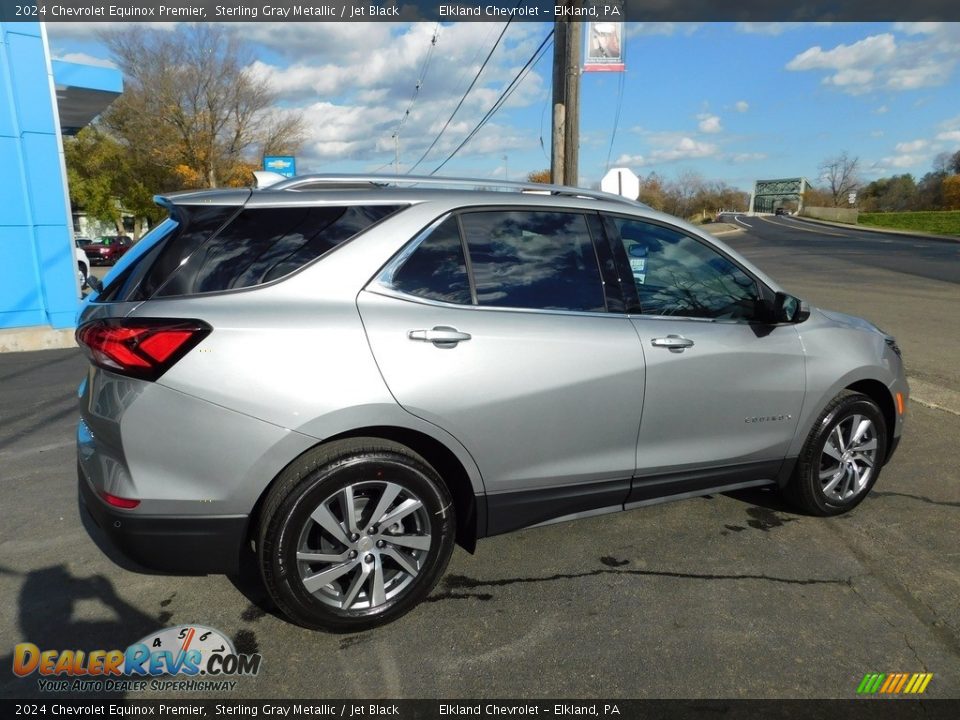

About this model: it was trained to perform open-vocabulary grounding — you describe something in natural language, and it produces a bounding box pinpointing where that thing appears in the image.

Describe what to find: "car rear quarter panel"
[79,368,318,515]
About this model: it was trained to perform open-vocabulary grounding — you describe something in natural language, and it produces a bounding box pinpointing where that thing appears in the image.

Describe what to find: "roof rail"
[255,173,646,208]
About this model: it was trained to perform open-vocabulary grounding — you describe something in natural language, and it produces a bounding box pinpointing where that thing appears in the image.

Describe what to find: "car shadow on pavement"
[227,547,284,624]
[0,564,162,700]
[723,484,796,513]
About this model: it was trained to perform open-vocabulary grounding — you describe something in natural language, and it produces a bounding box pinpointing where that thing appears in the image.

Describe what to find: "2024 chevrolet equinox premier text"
[76,174,907,631]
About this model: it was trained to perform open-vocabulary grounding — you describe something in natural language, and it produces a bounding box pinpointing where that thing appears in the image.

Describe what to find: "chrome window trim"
[363,285,623,321]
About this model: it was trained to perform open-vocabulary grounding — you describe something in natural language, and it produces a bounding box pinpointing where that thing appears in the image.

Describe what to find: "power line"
[406,16,517,174]
[392,23,440,143]
[430,30,554,177]
[604,68,626,172]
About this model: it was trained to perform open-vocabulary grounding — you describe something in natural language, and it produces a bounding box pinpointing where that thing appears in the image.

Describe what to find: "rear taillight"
[99,490,140,510]
[76,319,211,381]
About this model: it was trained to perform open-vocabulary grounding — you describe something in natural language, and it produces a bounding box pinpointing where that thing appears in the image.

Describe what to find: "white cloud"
[735,23,819,36]
[887,62,946,90]
[735,100,749,113]
[615,135,719,167]
[937,130,960,143]
[786,26,960,95]
[46,22,177,42]
[625,23,701,38]
[787,34,897,72]
[697,113,722,133]
[874,105,889,114]
[892,22,943,36]
[825,68,875,89]
[895,139,928,153]
[730,152,767,163]
[879,153,927,169]
[51,52,117,69]
[235,23,550,170]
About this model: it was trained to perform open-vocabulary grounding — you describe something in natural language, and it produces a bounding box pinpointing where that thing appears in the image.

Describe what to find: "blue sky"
[46,21,960,192]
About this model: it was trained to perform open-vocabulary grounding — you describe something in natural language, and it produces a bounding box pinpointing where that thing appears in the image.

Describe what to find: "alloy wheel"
[818,414,878,503]
[295,480,432,612]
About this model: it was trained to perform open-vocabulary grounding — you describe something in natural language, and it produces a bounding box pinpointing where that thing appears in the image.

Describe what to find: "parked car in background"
[74,240,89,288]
[775,207,788,216]
[76,174,908,632]
[83,235,132,265]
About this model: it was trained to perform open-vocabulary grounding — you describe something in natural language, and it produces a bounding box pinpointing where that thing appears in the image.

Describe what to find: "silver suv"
[76,174,908,631]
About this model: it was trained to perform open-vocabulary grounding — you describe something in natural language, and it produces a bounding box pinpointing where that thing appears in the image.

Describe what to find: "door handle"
[408,326,472,346]
[651,335,694,352]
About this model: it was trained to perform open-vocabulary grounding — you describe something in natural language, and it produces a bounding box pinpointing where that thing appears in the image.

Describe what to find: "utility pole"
[551,6,581,186]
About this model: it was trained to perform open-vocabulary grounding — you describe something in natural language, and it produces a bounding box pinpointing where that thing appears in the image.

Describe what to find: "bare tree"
[102,25,304,189]
[819,152,861,207]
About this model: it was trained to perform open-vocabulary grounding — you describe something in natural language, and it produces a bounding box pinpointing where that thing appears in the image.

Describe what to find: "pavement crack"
[870,491,960,509]
[442,566,850,594]
[850,581,927,670]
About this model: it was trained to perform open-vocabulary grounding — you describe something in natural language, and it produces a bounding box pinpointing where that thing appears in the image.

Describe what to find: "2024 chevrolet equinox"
[76,174,907,631]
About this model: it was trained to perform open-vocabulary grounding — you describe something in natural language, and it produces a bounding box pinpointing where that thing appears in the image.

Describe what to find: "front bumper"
[78,462,248,575]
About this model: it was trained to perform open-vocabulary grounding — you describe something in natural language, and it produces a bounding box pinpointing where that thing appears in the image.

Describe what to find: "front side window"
[459,210,605,312]
[610,217,760,320]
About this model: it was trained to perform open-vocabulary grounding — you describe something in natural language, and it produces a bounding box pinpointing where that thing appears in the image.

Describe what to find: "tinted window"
[460,211,605,312]
[611,218,760,320]
[389,218,471,304]
[157,205,402,297]
[135,205,238,300]
[95,219,182,303]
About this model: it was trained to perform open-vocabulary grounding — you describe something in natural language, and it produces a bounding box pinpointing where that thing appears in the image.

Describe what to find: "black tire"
[78,262,88,289]
[257,438,455,632]
[784,391,887,516]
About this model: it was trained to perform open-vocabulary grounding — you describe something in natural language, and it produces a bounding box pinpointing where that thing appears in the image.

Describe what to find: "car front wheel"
[785,391,887,516]
[257,438,456,632]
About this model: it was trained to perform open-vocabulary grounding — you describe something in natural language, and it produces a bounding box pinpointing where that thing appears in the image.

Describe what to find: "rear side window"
[96,207,239,303]
[135,206,238,300]
[387,218,471,305]
[157,205,402,297]
[459,211,605,312]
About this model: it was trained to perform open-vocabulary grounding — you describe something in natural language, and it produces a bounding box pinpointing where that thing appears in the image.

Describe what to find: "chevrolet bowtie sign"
[264,156,296,178]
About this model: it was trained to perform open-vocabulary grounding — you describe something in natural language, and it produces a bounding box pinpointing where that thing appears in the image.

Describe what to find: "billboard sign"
[584,22,625,72]
[263,156,296,178]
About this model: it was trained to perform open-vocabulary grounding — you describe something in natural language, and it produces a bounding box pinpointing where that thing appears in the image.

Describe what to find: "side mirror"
[773,292,809,324]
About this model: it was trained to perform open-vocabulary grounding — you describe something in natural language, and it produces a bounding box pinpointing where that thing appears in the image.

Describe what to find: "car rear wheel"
[785,391,887,516]
[257,438,455,632]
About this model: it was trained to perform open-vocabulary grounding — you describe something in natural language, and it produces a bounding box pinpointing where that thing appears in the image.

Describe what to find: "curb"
[792,215,960,244]
[0,327,77,353]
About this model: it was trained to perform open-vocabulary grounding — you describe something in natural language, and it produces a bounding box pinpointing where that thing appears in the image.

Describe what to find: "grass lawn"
[858,211,960,236]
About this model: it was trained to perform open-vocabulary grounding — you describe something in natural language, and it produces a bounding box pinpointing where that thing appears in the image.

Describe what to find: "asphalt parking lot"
[2,232,959,700]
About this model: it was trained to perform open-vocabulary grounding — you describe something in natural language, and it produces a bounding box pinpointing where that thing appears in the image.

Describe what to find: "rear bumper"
[78,462,248,575]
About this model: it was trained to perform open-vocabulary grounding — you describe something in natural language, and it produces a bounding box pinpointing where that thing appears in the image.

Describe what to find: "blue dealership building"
[0,21,121,350]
